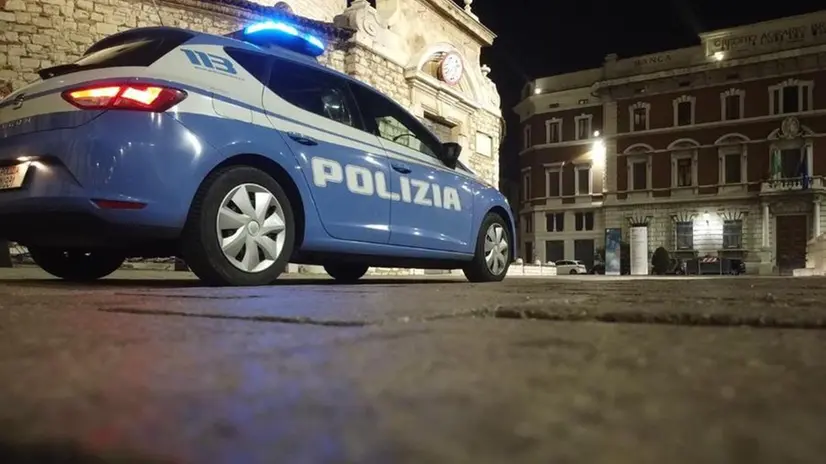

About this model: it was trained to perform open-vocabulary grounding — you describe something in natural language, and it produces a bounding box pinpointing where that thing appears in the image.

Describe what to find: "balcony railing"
[760,176,824,194]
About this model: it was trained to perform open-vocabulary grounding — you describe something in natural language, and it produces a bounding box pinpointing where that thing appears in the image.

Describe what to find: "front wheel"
[324,263,369,283]
[569,269,578,275]
[181,166,295,286]
[28,248,125,282]
[463,213,511,283]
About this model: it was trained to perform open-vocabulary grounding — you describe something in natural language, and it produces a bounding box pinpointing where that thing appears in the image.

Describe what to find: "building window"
[769,79,813,115]
[546,212,565,232]
[631,160,648,190]
[675,157,693,187]
[721,88,745,120]
[523,214,533,233]
[575,165,591,195]
[546,119,562,143]
[523,125,532,149]
[780,148,804,178]
[545,240,564,262]
[723,219,743,249]
[575,212,595,231]
[475,132,493,157]
[675,221,694,250]
[522,170,531,201]
[629,102,650,132]
[724,153,742,184]
[545,166,561,197]
[673,95,696,126]
[575,114,592,140]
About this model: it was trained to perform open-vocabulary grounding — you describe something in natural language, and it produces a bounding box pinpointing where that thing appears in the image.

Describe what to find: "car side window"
[267,57,360,129]
[349,83,441,159]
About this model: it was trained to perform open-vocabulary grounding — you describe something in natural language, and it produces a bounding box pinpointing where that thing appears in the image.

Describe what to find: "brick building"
[514,10,826,274]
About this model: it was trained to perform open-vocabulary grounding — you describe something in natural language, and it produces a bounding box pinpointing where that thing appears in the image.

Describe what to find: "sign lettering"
[181,49,238,75]
[709,19,826,55]
[310,156,462,212]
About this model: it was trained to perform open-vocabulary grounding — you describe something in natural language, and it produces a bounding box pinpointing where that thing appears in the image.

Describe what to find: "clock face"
[439,53,463,86]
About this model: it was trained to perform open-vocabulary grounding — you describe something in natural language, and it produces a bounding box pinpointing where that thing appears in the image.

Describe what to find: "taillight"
[61,83,187,112]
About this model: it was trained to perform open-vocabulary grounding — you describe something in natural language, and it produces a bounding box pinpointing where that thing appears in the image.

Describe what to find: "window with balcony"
[576,165,592,195]
[631,160,648,190]
[770,79,813,115]
[575,114,592,140]
[546,212,565,232]
[523,214,533,233]
[675,157,693,187]
[522,170,531,201]
[673,95,695,126]
[780,148,804,178]
[629,102,650,132]
[724,153,742,184]
[543,119,562,144]
[545,167,561,197]
[723,220,743,249]
[523,124,532,149]
[721,88,745,121]
[675,221,694,250]
[575,212,595,231]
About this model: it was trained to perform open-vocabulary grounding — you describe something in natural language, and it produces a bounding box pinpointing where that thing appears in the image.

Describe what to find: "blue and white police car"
[0,20,515,286]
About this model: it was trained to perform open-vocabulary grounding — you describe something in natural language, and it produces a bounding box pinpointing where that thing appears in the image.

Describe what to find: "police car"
[0,20,515,286]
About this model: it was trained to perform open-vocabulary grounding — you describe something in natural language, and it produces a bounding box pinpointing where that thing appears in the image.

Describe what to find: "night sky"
[461,0,823,180]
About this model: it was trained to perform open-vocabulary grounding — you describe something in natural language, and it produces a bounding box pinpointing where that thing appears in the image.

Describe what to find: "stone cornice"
[419,0,496,46]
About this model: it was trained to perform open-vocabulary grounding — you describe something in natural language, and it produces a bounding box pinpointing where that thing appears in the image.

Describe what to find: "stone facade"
[513,10,826,274]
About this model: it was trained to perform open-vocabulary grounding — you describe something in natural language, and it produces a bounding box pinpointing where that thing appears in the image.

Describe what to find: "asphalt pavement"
[1,267,825,464]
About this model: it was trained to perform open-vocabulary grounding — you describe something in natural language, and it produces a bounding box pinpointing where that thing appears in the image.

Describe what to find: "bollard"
[0,240,11,268]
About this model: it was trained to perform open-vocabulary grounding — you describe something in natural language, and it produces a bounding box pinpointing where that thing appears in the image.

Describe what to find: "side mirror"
[440,142,462,169]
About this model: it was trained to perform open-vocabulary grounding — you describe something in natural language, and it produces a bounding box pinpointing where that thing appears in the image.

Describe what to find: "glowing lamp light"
[592,139,606,168]
[242,20,326,56]
[593,130,600,137]
[713,51,725,61]
[534,88,542,95]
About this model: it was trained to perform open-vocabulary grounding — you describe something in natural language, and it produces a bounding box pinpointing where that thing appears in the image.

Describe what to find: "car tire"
[463,213,511,283]
[181,166,295,286]
[28,247,125,282]
[569,269,578,275]
[324,263,369,283]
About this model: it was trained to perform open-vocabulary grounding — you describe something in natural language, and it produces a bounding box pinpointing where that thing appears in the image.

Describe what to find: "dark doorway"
[545,240,564,263]
[574,239,595,269]
[776,215,807,275]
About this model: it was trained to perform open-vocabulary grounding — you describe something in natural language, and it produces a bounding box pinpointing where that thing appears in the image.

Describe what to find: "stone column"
[814,196,822,238]
[630,226,649,275]
[761,203,770,248]
[758,202,773,275]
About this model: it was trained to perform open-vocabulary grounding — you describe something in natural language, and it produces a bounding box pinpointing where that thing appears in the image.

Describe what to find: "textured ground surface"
[1,268,825,464]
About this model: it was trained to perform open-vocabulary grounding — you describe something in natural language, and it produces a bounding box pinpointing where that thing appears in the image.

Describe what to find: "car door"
[348,83,474,253]
[262,56,392,244]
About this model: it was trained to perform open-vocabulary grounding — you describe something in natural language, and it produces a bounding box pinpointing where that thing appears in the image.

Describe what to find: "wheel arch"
[201,153,307,250]
[486,205,516,261]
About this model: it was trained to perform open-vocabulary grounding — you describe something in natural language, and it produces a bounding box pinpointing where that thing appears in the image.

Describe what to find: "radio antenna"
[151,0,165,26]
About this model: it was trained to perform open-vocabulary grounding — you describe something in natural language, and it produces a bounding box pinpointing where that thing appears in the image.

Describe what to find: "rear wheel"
[181,166,295,286]
[569,269,578,275]
[28,248,125,282]
[324,263,369,283]
[463,213,511,283]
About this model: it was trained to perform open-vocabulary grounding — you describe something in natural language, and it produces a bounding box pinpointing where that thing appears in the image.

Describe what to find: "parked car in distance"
[556,260,588,274]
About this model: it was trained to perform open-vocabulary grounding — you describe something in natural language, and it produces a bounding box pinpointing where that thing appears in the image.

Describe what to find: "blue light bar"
[241,20,326,57]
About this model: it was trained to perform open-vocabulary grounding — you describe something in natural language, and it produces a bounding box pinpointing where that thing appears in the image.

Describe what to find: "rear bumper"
[0,111,218,248]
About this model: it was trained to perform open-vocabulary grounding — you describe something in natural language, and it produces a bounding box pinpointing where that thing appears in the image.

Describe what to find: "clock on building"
[438,52,464,86]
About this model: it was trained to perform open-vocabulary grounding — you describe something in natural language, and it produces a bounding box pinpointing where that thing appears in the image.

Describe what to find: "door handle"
[287,132,318,146]
[391,162,411,174]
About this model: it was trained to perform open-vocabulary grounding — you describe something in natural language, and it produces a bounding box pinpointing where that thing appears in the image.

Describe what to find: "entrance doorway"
[574,239,595,269]
[776,215,807,274]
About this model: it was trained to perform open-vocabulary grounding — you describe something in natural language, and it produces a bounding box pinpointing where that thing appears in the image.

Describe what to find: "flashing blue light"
[245,21,299,36]
[242,20,326,56]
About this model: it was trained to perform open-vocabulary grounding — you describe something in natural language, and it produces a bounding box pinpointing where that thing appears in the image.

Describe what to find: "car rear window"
[40,29,194,79]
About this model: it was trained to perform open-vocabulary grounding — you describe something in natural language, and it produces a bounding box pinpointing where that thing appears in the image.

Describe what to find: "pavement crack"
[98,308,370,327]
[480,306,826,330]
